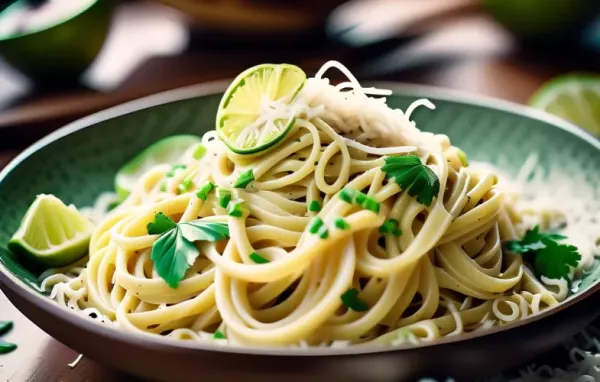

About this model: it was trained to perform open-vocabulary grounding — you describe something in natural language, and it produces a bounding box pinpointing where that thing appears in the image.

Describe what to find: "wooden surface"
[0,2,598,381]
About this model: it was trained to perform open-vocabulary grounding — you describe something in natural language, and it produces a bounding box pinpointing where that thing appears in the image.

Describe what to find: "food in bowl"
[6,62,599,348]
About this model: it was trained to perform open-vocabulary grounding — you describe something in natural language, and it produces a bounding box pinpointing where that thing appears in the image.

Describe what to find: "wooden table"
[0,4,597,381]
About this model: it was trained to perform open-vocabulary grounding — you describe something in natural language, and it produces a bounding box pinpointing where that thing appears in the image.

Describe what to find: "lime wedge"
[8,194,95,269]
[216,63,306,155]
[115,135,203,200]
[529,74,600,136]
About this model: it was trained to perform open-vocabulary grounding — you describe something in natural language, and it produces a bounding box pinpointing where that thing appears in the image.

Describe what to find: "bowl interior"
[1,84,600,316]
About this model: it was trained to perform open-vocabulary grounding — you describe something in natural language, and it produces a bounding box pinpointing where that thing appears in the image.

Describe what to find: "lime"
[115,135,203,201]
[8,194,95,269]
[529,75,600,136]
[216,63,306,155]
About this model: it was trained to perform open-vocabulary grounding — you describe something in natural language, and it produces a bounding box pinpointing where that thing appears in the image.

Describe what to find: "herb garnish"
[233,169,255,189]
[334,217,350,230]
[250,252,270,264]
[506,225,580,280]
[214,330,226,340]
[340,288,369,312]
[217,188,232,208]
[227,200,249,218]
[338,187,380,213]
[167,164,187,178]
[308,200,321,212]
[308,217,329,239]
[148,213,229,288]
[196,182,215,201]
[381,155,440,207]
[379,219,402,236]
[0,321,16,354]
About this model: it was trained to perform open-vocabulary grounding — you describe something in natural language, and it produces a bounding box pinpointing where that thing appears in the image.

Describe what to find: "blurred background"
[0,0,599,161]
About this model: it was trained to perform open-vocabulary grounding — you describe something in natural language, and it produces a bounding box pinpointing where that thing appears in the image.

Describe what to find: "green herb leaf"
[0,321,13,336]
[217,188,232,208]
[196,182,216,201]
[152,220,229,288]
[167,164,187,178]
[534,238,581,280]
[233,169,255,189]
[227,200,249,218]
[340,288,369,312]
[507,225,579,280]
[193,144,207,160]
[338,187,380,213]
[160,183,168,192]
[334,217,350,230]
[381,155,440,207]
[379,219,402,236]
[506,226,566,254]
[147,212,177,235]
[179,221,229,243]
[308,200,321,212]
[250,252,270,264]
[214,330,226,339]
[178,174,195,194]
[0,340,17,354]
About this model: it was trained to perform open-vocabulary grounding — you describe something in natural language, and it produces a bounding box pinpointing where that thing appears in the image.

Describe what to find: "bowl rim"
[0,0,102,42]
[1,80,600,357]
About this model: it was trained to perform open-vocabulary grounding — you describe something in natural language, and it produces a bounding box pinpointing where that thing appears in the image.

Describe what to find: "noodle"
[38,61,594,348]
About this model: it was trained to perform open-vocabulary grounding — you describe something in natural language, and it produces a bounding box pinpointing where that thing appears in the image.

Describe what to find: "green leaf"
[249,252,270,264]
[179,221,229,243]
[151,228,199,289]
[381,155,440,207]
[0,321,13,336]
[534,238,581,280]
[0,340,17,354]
[340,288,369,312]
[506,225,566,254]
[214,330,226,339]
[147,212,177,235]
[233,169,255,189]
[196,182,215,201]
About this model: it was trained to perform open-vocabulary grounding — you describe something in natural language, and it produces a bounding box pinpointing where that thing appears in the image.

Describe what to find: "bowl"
[1,82,600,382]
[0,0,114,85]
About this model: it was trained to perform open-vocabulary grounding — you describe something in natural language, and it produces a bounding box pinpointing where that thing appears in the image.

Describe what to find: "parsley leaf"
[534,239,581,280]
[149,213,229,288]
[214,330,226,339]
[506,225,579,280]
[0,321,16,354]
[147,212,177,235]
[381,155,440,207]
[340,288,369,312]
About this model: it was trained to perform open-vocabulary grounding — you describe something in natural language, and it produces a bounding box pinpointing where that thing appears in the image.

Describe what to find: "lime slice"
[115,135,203,200]
[216,63,306,155]
[8,194,95,269]
[529,75,600,136]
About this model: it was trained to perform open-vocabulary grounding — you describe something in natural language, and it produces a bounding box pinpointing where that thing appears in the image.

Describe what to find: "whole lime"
[0,0,114,85]
[483,0,600,42]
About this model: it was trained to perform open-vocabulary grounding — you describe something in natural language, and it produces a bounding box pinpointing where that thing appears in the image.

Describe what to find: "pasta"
[38,61,594,348]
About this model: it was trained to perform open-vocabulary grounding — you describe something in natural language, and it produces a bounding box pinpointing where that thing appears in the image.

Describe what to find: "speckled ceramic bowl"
[1,82,600,382]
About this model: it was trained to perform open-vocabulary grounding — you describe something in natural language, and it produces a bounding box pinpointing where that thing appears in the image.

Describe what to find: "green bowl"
[0,0,114,84]
[0,82,600,381]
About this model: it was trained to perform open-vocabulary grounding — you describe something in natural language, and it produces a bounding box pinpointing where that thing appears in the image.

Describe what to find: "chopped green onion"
[249,252,270,264]
[334,217,350,230]
[214,330,226,339]
[217,188,231,208]
[167,164,187,178]
[193,144,206,160]
[196,182,215,201]
[341,288,369,312]
[227,200,248,218]
[339,188,353,203]
[318,226,329,239]
[457,148,468,167]
[233,169,255,189]
[159,183,167,192]
[338,187,380,213]
[178,174,195,194]
[308,200,321,212]
[308,217,324,234]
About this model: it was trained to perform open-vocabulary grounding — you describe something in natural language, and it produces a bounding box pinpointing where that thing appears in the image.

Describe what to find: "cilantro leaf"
[506,226,565,254]
[381,155,440,207]
[506,225,580,280]
[147,212,177,235]
[150,218,229,289]
[534,238,581,280]
[340,288,369,312]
